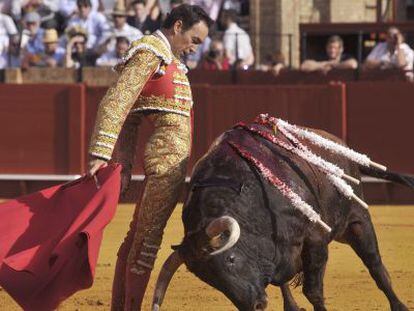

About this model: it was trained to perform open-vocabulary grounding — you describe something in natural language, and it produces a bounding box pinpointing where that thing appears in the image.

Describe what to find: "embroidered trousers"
[111,111,191,311]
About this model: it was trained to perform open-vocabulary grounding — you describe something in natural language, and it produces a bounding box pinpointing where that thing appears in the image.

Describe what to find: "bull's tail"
[360,166,414,189]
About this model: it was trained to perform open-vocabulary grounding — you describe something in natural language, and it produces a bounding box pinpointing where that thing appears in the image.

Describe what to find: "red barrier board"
[0,84,85,174]
[346,82,414,174]
[85,84,345,175]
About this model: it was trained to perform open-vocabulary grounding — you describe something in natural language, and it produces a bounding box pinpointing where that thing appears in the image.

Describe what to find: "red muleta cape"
[0,164,121,310]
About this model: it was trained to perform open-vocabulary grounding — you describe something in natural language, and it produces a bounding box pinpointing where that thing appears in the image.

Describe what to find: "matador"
[87,5,212,310]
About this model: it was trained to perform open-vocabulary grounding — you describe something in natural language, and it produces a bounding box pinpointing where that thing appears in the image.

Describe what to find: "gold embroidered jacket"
[89,34,193,160]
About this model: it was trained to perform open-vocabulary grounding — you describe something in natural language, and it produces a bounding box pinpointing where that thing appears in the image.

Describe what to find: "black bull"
[151,123,412,311]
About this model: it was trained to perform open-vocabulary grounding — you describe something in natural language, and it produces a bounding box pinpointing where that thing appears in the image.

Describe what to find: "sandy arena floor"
[1,204,413,311]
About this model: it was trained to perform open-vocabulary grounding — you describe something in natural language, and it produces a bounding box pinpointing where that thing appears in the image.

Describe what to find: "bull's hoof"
[391,302,409,311]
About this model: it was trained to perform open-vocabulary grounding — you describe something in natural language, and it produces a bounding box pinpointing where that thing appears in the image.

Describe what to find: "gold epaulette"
[114,35,173,72]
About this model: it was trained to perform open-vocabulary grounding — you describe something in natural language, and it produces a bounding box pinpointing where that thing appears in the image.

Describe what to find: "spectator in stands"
[259,51,286,76]
[301,35,357,73]
[222,0,241,13]
[67,0,110,50]
[21,12,45,55]
[23,28,65,67]
[149,2,163,25]
[109,1,142,44]
[0,13,18,68]
[43,0,60,12]
[0,34,22,68]
[64,25,97,67]
[127,0,161,35]
[22,0,58,29]
[0,35,9,69]
[199,38,230,70]
[96,35,129,67]
[59,0,100,19]
[1,0,26,21]
[156,0,171,16]
[221,9,254,68]
[0,12,18,38]
[8,35,22,67]
[364,26,414,76]
[189,0,223,21]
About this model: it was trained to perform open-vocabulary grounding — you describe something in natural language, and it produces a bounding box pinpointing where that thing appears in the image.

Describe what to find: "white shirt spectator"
[0,13,18,38]
[0,35,20,68]
[223,0,241,13]
[0,0,57,20]
[96,49,120,67]
[367,42,414,71]
[158,0,171,15]
[189,0,223,20]
[44,0,60,12]
[223,22,253,65]
[0,35,9,69]
[111,23,142,44]
[59,0,99,17]
[0,0,24,20]
[68,11,110,49]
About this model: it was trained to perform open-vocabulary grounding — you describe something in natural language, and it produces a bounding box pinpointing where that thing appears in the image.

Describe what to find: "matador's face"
[171,20,209,57]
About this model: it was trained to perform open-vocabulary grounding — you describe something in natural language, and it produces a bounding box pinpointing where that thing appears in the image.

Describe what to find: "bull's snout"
[253,296,268,310]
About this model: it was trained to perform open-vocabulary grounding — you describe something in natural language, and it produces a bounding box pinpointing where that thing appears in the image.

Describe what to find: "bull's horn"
[152,250,183,311]
[206,216,241,256]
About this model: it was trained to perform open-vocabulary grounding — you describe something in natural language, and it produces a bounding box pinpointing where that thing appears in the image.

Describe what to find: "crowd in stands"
[0,0,254,70]
[0,0,413,79]
[301,27,414,80]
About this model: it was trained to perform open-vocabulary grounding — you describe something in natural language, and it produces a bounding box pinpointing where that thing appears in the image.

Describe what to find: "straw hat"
[112,0,128,16]
[65,25,88,40]
[43,29,59,44]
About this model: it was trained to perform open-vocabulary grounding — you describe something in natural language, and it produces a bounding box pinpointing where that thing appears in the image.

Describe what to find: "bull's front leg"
[280,283,305,311]
[301,241,328,311]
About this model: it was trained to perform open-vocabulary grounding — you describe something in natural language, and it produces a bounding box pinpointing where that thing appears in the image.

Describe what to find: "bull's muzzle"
[253,296,268,310]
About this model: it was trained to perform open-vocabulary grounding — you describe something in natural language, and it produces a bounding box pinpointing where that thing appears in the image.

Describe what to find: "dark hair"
[77,0,92,7]
[163,4,213,31]
[116,36,130,45]
[221,9,238,23]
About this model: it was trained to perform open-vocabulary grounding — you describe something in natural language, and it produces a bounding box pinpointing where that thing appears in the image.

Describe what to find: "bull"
[151,120,411,311]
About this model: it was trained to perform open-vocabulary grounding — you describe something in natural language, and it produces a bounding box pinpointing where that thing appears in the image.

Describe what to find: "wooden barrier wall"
[1,82,414,203]
[84,84,345,174]
[0,84,85,174]
[2,82,413,174]
[346,82,414,174]
[2,67,407,86]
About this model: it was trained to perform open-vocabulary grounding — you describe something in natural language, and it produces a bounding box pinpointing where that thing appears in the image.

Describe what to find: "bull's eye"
[226,254,236,266]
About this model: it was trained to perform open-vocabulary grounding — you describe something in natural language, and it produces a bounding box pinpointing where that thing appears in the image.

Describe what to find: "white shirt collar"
[154,29,172,52]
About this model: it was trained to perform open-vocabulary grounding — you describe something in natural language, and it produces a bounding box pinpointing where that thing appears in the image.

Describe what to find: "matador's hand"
[87,157,108,177]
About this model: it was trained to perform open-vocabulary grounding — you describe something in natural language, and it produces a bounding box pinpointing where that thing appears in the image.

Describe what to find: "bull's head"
[151,131,289,310]
[152,177,275,311]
